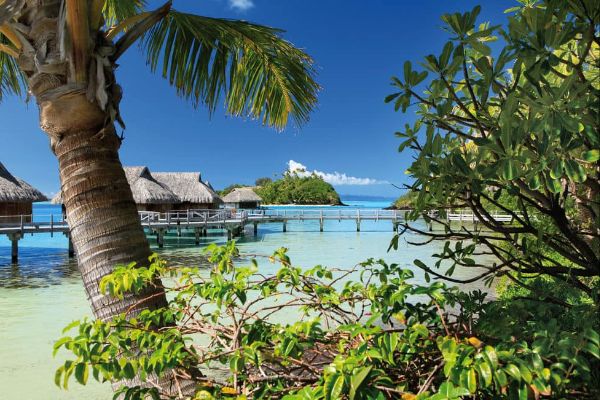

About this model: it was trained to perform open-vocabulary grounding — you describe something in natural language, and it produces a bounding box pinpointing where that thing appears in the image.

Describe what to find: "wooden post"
[283,221,287,232]
[156,229,165,248]
[177,222,181,237]
[195,228,200,245]
[227,229,232,241]
[50,214,54,237]
[356,210,361,232]
[320,211,324,232]
[9,233,20,264]
[253,222,258,235]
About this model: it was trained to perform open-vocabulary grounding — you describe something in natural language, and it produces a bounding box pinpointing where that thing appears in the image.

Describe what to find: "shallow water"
[0,202,494,399]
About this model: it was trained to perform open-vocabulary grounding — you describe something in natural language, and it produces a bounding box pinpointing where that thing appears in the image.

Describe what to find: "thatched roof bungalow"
[0,162,47,222]
[223,187,262,209]
[153,172,223,210]
[124,167,180,212]
[52,166,180,212]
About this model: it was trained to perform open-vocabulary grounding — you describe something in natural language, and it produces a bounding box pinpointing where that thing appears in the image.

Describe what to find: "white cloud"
[287,160,388,186]
[229,0,254,11]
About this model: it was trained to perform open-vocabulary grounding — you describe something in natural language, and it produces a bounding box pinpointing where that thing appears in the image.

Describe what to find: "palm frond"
[142,10,319,129]
[0,32,25,101]
[102,0,147,28]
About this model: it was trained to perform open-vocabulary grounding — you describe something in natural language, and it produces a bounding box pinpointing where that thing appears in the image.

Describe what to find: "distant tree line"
[219,174,342,205]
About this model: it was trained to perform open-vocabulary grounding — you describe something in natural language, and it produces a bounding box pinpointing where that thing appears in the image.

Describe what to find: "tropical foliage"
[391,191,418,210]
[385,0,599,295]
[55,245,599,399]
[255,173,342,205]
[0,0,319,129]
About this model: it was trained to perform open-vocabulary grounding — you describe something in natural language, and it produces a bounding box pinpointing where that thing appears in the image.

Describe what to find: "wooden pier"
[1,208,517,263]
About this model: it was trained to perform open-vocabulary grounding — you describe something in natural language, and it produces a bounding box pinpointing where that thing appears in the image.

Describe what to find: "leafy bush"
[54,245,599,399]
[385,0,599,294]
[255,173,342,205]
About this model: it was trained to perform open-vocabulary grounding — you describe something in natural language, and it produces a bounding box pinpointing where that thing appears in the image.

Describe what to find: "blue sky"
[0,0,508,198]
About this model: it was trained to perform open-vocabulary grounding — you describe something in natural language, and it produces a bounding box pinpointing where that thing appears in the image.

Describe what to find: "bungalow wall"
[136,204,176,213]
[226,201,261,209]
[0,202,33,224]
[172,202,219,211]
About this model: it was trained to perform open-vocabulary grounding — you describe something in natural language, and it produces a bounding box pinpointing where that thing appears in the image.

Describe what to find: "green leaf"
[504,364,521,381]
[581,149,599,162]
[502,160,518,180]
[53,337,72,357]
[74,363,88,385]
[142,11,319,129]
[349,366,372,400]
[564,159,586,183]
[466,368,477,393]
[325,373,344,400]
[484,346,500,364]
[477,361,492,387]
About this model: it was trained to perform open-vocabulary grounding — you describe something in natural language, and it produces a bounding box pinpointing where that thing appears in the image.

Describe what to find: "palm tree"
[1,0,318,395]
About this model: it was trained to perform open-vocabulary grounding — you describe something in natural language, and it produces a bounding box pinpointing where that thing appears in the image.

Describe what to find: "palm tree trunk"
[41,92,198,397]
[43,93,167,320]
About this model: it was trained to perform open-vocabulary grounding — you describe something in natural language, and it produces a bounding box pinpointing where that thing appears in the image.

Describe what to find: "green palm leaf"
[141,10,319,129]
[102,0,147,27]
[0,33,25,101]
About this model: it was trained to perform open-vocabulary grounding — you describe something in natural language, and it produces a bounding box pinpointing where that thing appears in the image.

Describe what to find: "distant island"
[386,191,417,210]
[220,173,343,206]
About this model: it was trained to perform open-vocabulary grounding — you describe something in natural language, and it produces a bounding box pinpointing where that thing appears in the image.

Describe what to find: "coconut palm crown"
[0,0,318,127]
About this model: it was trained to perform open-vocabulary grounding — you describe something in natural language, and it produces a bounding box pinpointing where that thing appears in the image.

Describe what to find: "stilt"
[195,228,201,245]
[177,223,182,237]
[68,236,75,258]
[356,220,361,232]
[283,222,287,232]
[253,222,258,235]
[227,229,233,241]
[393,222,398,232]
[156,229,165,248]
[9,233,20,264]
[319,218,324,232]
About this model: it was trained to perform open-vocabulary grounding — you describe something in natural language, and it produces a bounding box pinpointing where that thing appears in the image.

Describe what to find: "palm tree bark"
[42,92,167,320]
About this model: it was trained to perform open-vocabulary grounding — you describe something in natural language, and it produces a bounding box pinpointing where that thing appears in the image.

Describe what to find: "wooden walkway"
[1,208,517,262]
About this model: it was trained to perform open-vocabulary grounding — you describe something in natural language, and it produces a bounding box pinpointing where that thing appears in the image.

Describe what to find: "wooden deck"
[1,208,517,262]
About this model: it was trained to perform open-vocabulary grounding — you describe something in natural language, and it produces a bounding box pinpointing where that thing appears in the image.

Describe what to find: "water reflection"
[0,248,80,289]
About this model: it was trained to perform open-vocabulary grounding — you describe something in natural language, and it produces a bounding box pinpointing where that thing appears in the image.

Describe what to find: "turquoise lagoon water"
[0,201,493,399]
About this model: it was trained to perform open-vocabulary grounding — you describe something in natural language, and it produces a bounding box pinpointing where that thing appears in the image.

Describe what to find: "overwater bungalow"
[223,187,262,209]
[0,162,47,222]
[124,167,180,212]
[152,172,223,210]
[52,166,180,213]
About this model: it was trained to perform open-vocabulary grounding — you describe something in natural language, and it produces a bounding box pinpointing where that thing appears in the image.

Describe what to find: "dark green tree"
[255,177,273,187]
[386,0,599,296]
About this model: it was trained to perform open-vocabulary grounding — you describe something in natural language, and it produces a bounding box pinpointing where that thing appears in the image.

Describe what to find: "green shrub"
[54,245,599,399]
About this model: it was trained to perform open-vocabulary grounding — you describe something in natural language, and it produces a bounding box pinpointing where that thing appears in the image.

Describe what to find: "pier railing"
[138,209,249,225]
[0,213,68,231]
[245,209,405,220]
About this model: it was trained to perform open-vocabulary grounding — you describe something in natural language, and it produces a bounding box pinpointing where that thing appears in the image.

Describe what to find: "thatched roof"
[223,187,262,204]
[124,167,180,204]
[52,166,180,205]
[153,172,223,205]
[0,162,47,203]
